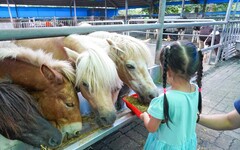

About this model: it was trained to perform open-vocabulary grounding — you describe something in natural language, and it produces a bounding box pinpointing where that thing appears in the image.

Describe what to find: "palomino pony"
[14,39,122,127]
[0,43,82,140]
[0,82,62,148]
[65,32,159,104]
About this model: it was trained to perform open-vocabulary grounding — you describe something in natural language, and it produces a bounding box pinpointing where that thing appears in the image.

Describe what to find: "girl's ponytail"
[163,47,171,126]
[196,51,203,113]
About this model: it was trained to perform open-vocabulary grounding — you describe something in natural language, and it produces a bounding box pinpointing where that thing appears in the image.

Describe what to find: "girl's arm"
[199,110,240,130]
[140,112,161,132]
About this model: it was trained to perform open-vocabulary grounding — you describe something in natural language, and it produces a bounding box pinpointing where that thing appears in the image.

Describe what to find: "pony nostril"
[48,137,58,147]
[75,130,81,136]
[100,117,108,124]
[100,113,116,126]
[148,94,155,100]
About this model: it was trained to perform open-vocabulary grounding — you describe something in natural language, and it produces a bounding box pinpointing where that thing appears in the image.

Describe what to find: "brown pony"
[0,44,82,140]
[0,82,62,148]
[14,40,122,127]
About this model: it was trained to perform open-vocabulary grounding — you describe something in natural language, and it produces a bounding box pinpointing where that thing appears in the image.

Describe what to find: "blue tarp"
[0,6,117,18]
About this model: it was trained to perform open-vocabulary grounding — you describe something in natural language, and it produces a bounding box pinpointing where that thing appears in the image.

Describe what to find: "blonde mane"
[0,42,75,82]
[75,48,122,93]
[89,31,153,67]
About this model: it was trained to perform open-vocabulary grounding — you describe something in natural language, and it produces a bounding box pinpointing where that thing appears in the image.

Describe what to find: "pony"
[64,47,122,126]
[14,38,123,127]
[198,26,221,62]
[68,32,159,104]
[0,82,62,148]
[0,43,82,140]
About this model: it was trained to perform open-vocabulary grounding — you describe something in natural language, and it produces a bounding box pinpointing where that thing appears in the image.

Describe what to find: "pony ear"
[40,64,63,84]
[64,47,79,62]
[106,39,125,57]
[68,58,76,69]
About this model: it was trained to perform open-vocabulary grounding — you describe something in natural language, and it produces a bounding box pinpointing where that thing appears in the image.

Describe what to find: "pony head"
[0,46,82,140]
[108,39,159,103]
[88,31,159,103]
[65,47,122,127]
[0,82,62,148]
[36,64,82,139]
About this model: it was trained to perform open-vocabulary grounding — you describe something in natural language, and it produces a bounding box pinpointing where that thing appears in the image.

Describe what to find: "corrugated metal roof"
[0,0,158,8]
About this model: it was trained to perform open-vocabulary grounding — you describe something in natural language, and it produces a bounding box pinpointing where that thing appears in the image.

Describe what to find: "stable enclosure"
[0,0,240,149]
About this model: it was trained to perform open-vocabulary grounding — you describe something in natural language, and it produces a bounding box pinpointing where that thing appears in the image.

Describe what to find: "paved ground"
[85,55,240,150]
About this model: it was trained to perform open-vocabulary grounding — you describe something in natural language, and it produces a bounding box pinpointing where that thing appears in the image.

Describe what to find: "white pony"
[64,32,159,104]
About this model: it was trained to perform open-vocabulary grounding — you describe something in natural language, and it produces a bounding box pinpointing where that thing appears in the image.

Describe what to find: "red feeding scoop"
[122,94,143,118]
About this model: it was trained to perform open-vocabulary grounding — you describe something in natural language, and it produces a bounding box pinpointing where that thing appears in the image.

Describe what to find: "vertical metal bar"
[180,0,185,18]
[226,23,234,59]
[125,0,128,24]
[202,0,207,18]
[73,0,77,26]
[155,0,167,54]
[6,0,13,24]
[15,3,18,18]
[215,0,233,63]
[105,0,107,20]
[237,22,240,40]
[150,2,154,18]
[70,5,72,17]
[207,25,216,64]
[223,24,232,60]
[224,0,233,60]
[225,0,233,21]
[222,24,229,60]
[233,0,239,20]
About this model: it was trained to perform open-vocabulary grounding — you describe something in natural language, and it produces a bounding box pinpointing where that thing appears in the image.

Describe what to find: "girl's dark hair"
[160,41,203,125]
[196,51,203,113]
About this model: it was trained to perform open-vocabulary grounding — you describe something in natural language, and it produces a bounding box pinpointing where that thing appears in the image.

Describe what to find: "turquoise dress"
[144,84,199,150]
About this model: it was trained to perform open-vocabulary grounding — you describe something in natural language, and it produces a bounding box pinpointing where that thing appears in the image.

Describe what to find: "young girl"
[140,41,203,149]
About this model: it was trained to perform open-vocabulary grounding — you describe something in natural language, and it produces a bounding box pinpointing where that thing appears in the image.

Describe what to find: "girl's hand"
[140,112,149,120]
[141,112,161,132]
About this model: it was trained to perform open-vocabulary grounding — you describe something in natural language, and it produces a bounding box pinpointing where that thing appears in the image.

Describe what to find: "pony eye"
[113,87,121,92]
[126,64,135,70]
[65,102,74,108]
[82,82,89,88]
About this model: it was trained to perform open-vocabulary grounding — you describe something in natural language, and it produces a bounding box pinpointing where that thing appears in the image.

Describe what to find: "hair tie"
[198,88,202,92]
[163,88,167,94]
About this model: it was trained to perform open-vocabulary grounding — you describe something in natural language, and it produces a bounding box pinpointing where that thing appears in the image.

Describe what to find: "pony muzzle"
[48,136,62,147]
[138,88,159,104]
[97,111,117,127]
[61,122,82,140]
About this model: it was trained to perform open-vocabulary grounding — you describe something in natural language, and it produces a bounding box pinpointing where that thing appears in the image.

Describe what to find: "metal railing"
[1,16,240,150]
[220,20,240,60]
[79,20,124,26]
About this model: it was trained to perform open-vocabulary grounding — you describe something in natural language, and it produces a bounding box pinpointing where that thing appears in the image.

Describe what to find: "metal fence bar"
[0,21,227,41]
[207,25,217,64]
[82,20,124,25]
[128,18,217,23]
[63,113,135,150]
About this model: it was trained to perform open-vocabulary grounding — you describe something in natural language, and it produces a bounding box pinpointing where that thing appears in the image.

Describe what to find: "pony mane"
[0,82,39,137]
[0,42,75,83]
[64,34,110,53]
[75,48,122,93]
[90,31,153,67]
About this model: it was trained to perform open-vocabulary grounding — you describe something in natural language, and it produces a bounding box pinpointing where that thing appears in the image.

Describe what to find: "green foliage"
[140,3,229,15]
[206,3,228,12]
[166,6,180,14]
